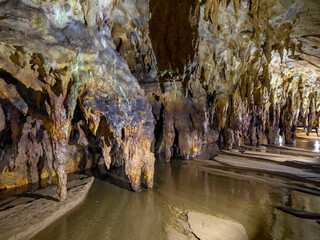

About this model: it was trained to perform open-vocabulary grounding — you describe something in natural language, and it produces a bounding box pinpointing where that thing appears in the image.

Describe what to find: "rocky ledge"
[166,211,248,240]
[0,176,94,240]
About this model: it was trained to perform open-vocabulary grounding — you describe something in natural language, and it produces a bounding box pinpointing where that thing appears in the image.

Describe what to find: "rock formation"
[0,0,319,199]
[0,0,155,199]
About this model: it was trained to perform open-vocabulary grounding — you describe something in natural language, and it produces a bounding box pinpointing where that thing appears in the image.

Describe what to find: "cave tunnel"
[0,0,320,239]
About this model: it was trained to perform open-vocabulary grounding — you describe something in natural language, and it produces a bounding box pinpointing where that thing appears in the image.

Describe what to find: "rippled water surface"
[32,153,320,240]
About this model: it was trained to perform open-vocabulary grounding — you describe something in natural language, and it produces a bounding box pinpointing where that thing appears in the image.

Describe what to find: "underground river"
[31,137,320,240]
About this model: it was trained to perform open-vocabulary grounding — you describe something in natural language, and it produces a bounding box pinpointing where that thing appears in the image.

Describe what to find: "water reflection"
[32,160,320,240]
[279,135,284,147]
[315,141,320,152]
[294,138,320,153]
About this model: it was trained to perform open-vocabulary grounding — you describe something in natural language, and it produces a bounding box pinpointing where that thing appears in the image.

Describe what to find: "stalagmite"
[0,0,319,199]
[41,129,54,184]
[47,93,72,201]
[162,110,175,163]
[307,95,316,136]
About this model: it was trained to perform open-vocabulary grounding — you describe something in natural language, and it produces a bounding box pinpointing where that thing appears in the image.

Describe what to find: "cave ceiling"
[0,0,319,198]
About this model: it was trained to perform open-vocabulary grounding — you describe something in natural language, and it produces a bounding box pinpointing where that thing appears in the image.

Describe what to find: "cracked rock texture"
[0,0,319,198]
[0,0,155,198]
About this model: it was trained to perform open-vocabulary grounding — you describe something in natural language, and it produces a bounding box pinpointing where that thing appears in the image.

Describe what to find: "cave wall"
[145,0,320,161]
[0,0,319,198]
[0,0,155,198]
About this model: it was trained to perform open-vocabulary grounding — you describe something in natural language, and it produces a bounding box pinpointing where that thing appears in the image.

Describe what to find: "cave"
[0,0,320,239]
[149,0,199,73]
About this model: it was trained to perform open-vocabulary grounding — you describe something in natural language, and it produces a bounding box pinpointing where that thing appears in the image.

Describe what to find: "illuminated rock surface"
[187,211,248,240]
[0,0,155,195]
[0,0,319,199]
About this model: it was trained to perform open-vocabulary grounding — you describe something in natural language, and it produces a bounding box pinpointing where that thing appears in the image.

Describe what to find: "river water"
[31,137,320,240]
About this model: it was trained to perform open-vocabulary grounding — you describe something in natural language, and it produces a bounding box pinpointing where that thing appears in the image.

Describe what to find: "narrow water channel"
[31,139,320,240]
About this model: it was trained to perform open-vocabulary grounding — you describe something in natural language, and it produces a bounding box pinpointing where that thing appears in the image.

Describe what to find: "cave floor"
[0,176,94,240]
[29,137,320,240]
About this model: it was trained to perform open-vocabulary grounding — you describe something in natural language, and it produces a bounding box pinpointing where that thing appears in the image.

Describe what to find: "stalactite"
[14,117,32,180]
[28,119,43,183]
[307,95,316,136]
[249,0,258,17]
[162,110,175,162]
[47,93,72,201]
[241,99,251,145]
[230,89,242,149]
[123,129,155,191]
[101,136,112,170]
[41,129,54,184]
[76,121,89,147]
[0,0,319,196]
[204,0,220,28]
[281,91,301,144]
[265,25,274,64]
[216,97,229,129]
[0,78,28,115]
[233,0,239,21]
[8,108,22,170]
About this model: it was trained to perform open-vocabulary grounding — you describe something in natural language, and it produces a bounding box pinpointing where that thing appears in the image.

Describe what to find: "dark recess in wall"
[149,0,199,74]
